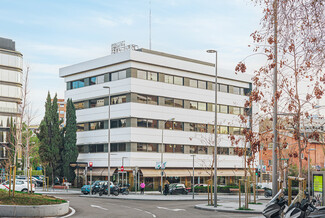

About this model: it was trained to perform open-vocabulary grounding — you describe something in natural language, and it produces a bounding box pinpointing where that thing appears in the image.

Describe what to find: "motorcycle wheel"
[99,191,103,196]
[124,190,129,195]
[113,190,119,196]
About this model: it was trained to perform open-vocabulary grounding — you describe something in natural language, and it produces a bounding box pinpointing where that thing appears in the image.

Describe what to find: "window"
[174,76,183,85]
[111,95,127,104]
[189,79,198,88]
[189,123,196,131]
[198,81,206,89]
[198,102,207,111]
[147,72,158,81]
[190,101,198,110]
[164,75,173,84]
[165,121,173,130]
[220,105,228,113]
[90,99,104,108]
[147,119,158,128]
[90,77,96,85]
[97,75,104,84]
[147,144,158,152]
[174,99,183,108]
[119,70,127,79]
[197,124,207,132]
[220,84,228,93]
[147,95,158,105]
[72,79,84,89]
[137,143,147,152]
[230,127,241,135]
[74,102,84,110]
[137,94,147,104]
[60,111,64,114]
[60,104,64,108]
[218,147,229,155]
[229,106,241,115]
[173,121,183,130]
[120,119,127,127]
[111,143,126,152]
[174,144,184,153]
[189,146,198,154]
[233,86,241,95]
[77,123,85,132]
[198,146,208,154]
[165,98,174,107]
[165,144,174,153]
[90,121,104,130]
[137,70,147,79]
[219,126,228,134]
[137,119,148,127]
[111,72,119,81]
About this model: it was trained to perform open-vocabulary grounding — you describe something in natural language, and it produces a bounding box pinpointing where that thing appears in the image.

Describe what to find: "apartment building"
[59,48,253,189]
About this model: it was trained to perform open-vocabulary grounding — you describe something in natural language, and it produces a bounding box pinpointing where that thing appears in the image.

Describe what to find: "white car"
[0,179,35,192]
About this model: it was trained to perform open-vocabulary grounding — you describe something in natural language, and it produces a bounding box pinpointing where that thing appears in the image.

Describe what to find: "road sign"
[121,166,124,172]
[155,162,167,170]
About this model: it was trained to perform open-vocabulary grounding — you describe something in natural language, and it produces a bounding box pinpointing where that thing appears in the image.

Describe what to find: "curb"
[80,195,208,201]
[0,202,69,217]
[194,204,262,214]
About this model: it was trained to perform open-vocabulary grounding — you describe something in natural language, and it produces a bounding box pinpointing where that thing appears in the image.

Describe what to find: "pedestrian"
[140,181,145,194]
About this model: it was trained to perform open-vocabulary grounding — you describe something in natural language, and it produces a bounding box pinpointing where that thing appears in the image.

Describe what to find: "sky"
[0,0,264,124]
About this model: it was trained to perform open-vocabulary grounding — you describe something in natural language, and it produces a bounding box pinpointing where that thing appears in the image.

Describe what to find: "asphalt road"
[55,194,263,218]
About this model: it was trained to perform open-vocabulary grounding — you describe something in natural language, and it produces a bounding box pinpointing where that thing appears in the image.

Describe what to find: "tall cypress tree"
[63,99,78,183]
[38,92,61,185]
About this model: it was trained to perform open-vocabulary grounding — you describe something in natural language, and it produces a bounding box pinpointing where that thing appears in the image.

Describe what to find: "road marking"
[60,207,76,218]
[91,205,108,211]
[157,206,186,212]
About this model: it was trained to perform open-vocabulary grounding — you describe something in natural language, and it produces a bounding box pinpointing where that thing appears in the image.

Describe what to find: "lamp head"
[103,86,110,89]
[206,49,217,53]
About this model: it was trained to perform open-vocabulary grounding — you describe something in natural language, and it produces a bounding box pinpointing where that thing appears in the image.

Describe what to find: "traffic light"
[89,162,93,170]
[258,171,261,178]
[255,168,258,176]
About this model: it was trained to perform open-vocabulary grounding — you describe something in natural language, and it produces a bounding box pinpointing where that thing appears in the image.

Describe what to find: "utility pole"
[271,0,278,197]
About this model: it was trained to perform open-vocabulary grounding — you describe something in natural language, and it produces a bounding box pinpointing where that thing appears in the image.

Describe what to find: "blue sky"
[1,0,263,123]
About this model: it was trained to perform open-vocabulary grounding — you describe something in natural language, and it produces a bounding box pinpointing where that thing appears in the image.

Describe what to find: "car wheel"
[21,189,28,193]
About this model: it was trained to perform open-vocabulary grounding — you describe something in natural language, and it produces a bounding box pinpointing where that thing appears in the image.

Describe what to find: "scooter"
[98,183,119,196]
[262,189,287,218]
[118,184,130,195]
[91,183,101,195]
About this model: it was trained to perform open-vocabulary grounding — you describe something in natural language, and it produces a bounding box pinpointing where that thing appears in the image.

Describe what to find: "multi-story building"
[52,98,66,127]
[0,37,23,165]
[59,48,253,189]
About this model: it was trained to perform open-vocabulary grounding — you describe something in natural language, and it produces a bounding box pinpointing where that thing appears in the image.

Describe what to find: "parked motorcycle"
[98,183,119,196]
[118,184,130,195]
[262,189,287,218]
[91,183,101,195]
[264,187,272,198]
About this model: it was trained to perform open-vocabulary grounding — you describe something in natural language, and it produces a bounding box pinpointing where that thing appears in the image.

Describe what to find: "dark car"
[168,183,188,195]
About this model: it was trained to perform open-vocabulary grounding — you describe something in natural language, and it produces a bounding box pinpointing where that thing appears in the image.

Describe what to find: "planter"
[0,202,69,217]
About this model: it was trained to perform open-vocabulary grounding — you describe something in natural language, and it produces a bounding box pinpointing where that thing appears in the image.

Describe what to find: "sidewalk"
[35,187,81,195]
[81,193,209,201]
[195,202,266,214]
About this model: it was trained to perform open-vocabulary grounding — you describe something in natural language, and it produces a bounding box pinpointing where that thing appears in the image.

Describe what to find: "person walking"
[140,181,145,194]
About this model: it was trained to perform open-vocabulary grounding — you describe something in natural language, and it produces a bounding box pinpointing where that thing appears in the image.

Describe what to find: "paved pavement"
[195,202,265,214]
[55,194,265,218]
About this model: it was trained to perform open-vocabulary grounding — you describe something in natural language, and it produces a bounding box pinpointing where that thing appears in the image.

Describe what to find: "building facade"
[60,48,252,189]
[0,37,23,165]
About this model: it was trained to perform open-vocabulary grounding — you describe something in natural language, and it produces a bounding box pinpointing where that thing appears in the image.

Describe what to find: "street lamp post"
[207,49,218,207]
[103,86,111,196]
[122,157,127,187]
[161,118,175,194]
[308,148,316,196]
[191,155,195,200]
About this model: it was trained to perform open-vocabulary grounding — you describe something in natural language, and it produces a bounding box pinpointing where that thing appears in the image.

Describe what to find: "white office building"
[59,48,253,189]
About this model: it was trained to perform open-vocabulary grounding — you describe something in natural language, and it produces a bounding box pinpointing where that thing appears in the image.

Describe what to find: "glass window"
[90,77,96,85]
[189,79,198,88]
[189,146,198,154]
[111,72,119,81]
[137,94,147,104]
[147,119,158,128]
[97,75,104,84]
[174,76,183,85]
[97,144,104,152]
[174,144,184,153]
[190,101,198,110]
[165,121,173,130]
[120,119,127,127]
[174,99,183,108]
[137,143,147,152]
[219,126,228,134]
[90,99,104,108]
[89,144,96,153]
[233,86,241,95]
[198,146,208,154]
[119,143,126,151]
[220,84,228,93]
[137,70,147,79]
[198,81,206,89]
[137,118,147,127]
[164,98,174,107]
[77,123,84,132]
[147,144,158,152]
[164,75,173,84]
[218,147,229,155]
[220,105,228,113]
[197,124,207,132]
[189,123,196,131]
[111,120,119,128]
[111,95,127,104]
[148,72,158,81]
[173,122,183,130]
[232,127,241,135]
[147,95,158,105]
[165,144,174,153]
[74,102,84,110]
[229,106,241,115]
[60,111,64,114]
[119,70,127,79]
[198,102,207,111]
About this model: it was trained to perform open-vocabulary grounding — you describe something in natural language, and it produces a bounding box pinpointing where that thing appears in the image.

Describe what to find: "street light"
[207,49,218,207]
[103,85,111,196]
[122,157,127,187]
[160,117,175,194]
[308,148,316,196]
[191,154,195,200]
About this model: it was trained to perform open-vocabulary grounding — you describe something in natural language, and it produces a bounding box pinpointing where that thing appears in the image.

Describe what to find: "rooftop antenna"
[149,0,151,50]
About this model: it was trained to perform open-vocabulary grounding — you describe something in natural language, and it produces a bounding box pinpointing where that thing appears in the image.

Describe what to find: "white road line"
[144,210,157,218]
[91,204,109,211]
[60,207,76,218]
[157,206,186,212]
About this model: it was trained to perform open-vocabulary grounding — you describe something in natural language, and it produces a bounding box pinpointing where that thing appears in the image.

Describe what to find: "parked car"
[81,181,114,195]
[186,183,208,192]
[168,183,188,195]
[0,179,35,192]
[16,176,39,186]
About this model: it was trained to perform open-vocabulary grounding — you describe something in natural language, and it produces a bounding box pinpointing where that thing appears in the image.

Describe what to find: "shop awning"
[140,168,245,178]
